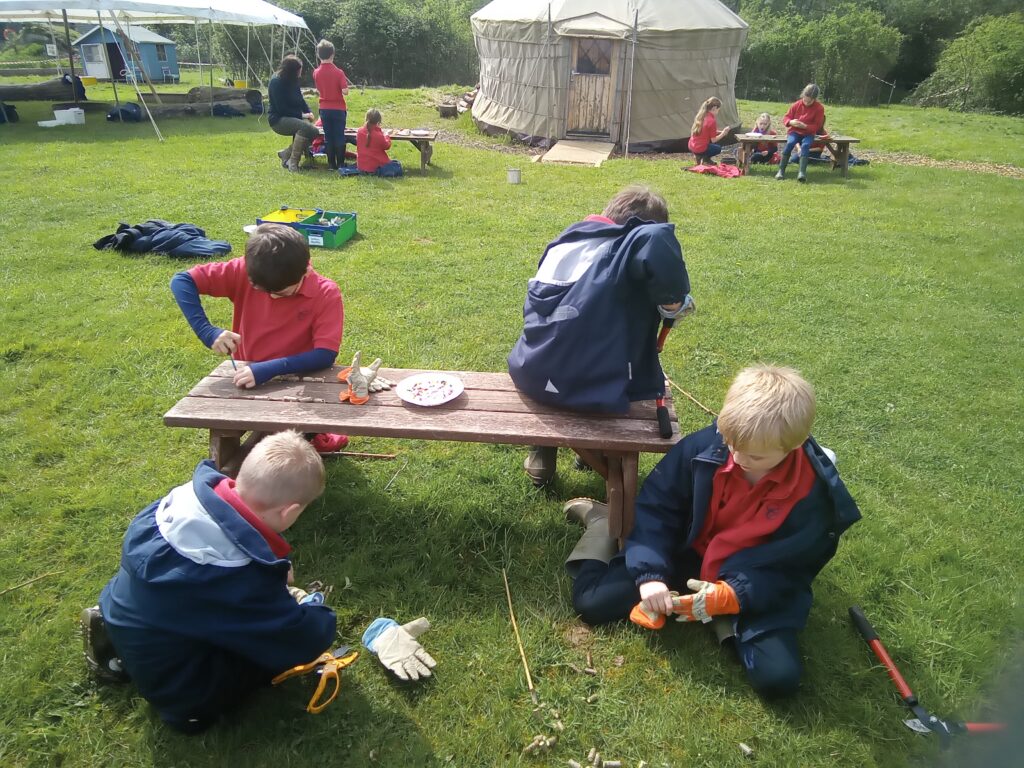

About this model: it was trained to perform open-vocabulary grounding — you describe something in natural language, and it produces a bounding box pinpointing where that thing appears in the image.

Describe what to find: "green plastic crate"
[256,207,318,225]
[296,210,357,249]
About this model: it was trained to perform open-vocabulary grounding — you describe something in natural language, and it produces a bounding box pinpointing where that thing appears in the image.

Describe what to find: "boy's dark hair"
[316,39,335,62]
[245,224,310,292]
[602,185,669,224]
[277,54,302,82]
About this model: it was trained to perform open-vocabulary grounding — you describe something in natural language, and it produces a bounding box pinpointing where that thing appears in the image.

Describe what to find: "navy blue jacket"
[93,219,231,258]
[268,73,309,125]
[624,424,861,642]
[100,461,336,724]
[507,218,690,413]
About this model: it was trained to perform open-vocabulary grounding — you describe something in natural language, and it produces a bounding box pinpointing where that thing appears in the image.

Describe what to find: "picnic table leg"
[841,144,851,178]
[605,454,624,540]
[621,453,639,540]
[220,431,270,477]
[573,448,609,479]
[739,143,750,175]
[209,429,244,472]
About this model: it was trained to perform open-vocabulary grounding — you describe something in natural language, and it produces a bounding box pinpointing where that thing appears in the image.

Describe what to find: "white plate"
[395,373,464,406]
[411,129,430,137]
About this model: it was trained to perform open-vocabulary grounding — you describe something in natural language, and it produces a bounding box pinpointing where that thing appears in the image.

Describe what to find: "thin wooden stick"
[502,567,538,705]
[319,451,397,460]
[665,377,717,417]
[0,570,63,597]
[383,459,409,491]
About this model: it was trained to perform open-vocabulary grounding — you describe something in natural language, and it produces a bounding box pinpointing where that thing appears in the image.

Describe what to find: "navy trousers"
[319,108,348,169]
[572,557,803,698]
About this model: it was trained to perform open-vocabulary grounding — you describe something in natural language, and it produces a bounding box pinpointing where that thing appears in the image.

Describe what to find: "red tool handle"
[655,318,674,438]
[849,605,915,702]
[964,722,1006,733]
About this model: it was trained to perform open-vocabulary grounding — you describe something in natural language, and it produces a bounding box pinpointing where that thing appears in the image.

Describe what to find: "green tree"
[910,12,1024,114]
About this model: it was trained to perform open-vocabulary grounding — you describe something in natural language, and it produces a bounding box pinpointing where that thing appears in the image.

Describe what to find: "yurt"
[471,0,748,150]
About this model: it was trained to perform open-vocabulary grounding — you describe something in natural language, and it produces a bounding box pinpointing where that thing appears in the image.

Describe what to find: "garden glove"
[337,351,378,405]
[673,579,740,623]
[362,616,437,681]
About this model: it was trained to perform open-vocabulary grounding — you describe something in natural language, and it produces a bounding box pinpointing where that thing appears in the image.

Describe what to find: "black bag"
[106,103,142,123]
[0,101,18,124]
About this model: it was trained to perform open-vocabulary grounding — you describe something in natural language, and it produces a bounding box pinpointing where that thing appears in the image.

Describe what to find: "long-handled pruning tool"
[849,605,1006,748]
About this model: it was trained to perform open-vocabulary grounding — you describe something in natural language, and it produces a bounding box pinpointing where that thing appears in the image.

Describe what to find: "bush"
[910,13,1024,115]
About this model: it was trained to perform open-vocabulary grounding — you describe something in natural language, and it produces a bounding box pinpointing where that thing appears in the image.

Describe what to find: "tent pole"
[208,19,215,116]
[96,11,122,120]
[624,8,638,159]
[245,24,250,84]
[547,3,554,145]
[194,20,202,97]
[46,18,61,75]
[60,11,78,106]
[108,12,161,105]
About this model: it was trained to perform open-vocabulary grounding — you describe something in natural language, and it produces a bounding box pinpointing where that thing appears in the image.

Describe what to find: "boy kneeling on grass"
[564,365,861,697]
[81,431,336,733]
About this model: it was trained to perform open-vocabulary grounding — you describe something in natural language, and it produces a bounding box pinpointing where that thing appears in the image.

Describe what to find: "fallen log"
[0,75,83,102]
[139,98,255,118]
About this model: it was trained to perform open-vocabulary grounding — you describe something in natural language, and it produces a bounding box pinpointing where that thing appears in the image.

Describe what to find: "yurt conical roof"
[471,0,748,147]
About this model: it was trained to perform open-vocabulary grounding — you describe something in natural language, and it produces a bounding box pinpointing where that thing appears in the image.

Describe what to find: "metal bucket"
[507,168,521,184]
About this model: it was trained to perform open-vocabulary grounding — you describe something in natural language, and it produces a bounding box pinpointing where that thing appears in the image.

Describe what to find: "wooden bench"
[164,363,682,539]
[736,133,861,177]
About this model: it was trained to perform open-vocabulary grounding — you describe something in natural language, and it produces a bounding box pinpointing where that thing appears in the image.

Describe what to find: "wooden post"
[60,11,78,106]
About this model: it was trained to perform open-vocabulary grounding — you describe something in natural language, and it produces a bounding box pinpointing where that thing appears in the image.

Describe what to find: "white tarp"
[471,0,747,147]
[0,0,308,28]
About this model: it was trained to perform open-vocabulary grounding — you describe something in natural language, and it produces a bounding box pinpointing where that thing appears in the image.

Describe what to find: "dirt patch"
[562,623,593,648]
[436,129,1023,179]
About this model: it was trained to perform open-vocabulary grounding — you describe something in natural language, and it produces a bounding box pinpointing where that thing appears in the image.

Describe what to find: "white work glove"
[361,358,394,392]
[362,616,437,681]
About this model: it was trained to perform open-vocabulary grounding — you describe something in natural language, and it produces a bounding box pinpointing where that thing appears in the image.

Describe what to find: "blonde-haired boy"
[82,431,336,733]
[564,365,860,697]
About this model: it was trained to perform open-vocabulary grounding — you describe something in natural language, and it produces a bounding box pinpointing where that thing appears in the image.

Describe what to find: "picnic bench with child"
[737,133,861,177]
[164,362,682,540]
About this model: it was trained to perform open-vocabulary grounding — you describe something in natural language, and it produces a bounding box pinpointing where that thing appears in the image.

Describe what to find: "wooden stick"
[665,377,717,417]
[0,570,63,596]
[319,451,397,460]
[383,459,409,491]
[502,568,538,705]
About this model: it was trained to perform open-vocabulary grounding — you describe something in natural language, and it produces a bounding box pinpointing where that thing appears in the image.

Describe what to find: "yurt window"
[574,39,612,76]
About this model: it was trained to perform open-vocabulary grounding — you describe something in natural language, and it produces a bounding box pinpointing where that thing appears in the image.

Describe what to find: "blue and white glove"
[362,617,437,681]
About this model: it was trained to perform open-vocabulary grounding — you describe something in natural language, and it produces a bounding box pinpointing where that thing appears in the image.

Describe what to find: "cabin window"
[156,44,168,62]
[574,39,612,76]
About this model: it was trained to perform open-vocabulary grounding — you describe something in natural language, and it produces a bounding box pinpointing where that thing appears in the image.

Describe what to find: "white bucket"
[54,108,85,125]
[507,167,521,184]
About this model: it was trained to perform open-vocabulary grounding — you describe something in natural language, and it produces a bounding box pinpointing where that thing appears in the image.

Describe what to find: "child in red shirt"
[356,109,403,177]
[776,83,826,183]
[170,224,349,453]
[688,96,733,166]
[312,39,350,171]
[750,112,779,164]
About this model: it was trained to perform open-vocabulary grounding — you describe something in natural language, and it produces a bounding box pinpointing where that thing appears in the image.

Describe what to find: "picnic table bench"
[164,363,682,539]
[736,133,861,177]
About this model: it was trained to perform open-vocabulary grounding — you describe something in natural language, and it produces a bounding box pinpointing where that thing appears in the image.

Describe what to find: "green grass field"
[0,85,1022,767]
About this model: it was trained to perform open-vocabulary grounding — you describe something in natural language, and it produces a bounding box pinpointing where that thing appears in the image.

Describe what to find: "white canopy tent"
[471,0,748,152]
[0,0,309,139]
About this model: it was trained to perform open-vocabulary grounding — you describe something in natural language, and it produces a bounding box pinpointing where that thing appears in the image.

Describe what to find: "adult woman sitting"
[268,54,318,172]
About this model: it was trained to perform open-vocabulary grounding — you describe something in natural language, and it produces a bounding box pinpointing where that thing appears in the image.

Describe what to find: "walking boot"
[81,606,129,683]
[563,497,608,528]
[797,155,809,182]
[524,445,557,487]
[564,514,617,578]
[287,134,311,173]
[277,147,290,168]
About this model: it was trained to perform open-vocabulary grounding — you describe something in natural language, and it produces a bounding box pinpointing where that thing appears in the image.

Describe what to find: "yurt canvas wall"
[471,0,748,149]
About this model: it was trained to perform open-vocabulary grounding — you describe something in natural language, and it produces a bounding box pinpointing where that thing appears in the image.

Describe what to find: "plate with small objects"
[396,128,411,136]
[395,373,464,407]
[411,129,430,137]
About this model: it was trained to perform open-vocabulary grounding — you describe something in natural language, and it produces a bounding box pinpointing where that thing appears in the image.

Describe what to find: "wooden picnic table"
[318,126,437,171]
[736,133,861,177]
[164,363,682,540]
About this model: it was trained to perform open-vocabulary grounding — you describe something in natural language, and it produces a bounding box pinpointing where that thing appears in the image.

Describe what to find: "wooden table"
[317,127,437,172]
[736,133,861,177]
[164,363,682,540]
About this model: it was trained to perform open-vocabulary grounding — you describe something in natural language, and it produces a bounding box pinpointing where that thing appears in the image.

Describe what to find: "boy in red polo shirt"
[170,223,348,453]
[82,431,337,733]
[776,83,826,182]
[563,365,860,697]
[313,39,350,170]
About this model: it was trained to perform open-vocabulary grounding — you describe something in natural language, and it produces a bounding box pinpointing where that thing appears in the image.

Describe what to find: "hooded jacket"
[624,424,861,642]
[99,461,336,724]
[507,217,690,413]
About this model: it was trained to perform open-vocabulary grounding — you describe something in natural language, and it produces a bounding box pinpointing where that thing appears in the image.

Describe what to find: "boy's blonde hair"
[316,39,335,61]
[602,184,669,224]
[236,431,326,509]
[717,365,815,452]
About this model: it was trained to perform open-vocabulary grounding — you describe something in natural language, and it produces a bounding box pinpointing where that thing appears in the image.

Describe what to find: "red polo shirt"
[188,257,343,362]
[782,99,825,137]
[695,447,816,581]
[688,114,718,154]
[313,61,348,111]
[356,124,392,173]
[214,477,291,558]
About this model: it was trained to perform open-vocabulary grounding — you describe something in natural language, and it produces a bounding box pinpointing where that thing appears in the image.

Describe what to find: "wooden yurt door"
[567,38,619,136]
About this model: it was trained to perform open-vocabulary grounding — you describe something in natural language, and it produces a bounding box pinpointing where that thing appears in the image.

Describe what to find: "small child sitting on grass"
[356,108,403,177]
[81,431,337,733]
[563,364,861,697]
[170,223,348,453]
